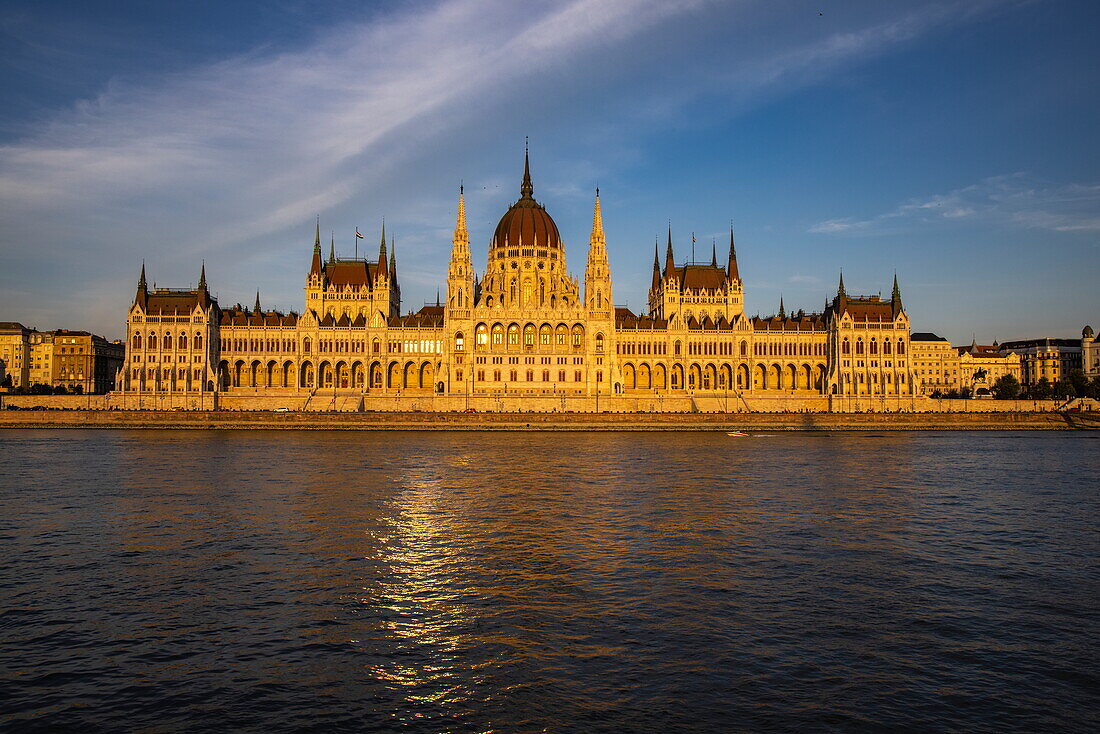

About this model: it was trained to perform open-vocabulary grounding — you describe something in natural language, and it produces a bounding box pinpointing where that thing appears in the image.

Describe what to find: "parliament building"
[116,151,920,411]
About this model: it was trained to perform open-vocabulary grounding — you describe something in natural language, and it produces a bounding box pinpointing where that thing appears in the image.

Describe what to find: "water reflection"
[0,430,1096,732]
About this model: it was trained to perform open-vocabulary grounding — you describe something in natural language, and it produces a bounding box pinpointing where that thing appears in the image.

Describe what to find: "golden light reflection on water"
[4,429,1089,731]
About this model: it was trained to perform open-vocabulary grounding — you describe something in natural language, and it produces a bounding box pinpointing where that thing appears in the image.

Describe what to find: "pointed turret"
[389,236,397,287]
[328,233,335,265]
[710,240,717,268]
[254,290,261,314]
[891,272,903,316]
[727,226,740,280]
[664,225,675,277]
[778,296,786,319]
[590,187,605,243]
[135,261,148,306]
[838,271,847,299]
[447,184,474,313]
[520,138,533,200]
[198,261,207,291]
[584,187,613,311]
[309,217,323,277]
[454,184,468,243]
[377,220,388,278]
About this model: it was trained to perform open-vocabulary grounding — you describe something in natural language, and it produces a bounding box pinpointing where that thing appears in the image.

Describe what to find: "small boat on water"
[726,431,750,437]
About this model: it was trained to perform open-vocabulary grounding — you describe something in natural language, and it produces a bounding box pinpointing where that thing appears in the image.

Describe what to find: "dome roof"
[491,151,562,250]
[1084,324,1094,338]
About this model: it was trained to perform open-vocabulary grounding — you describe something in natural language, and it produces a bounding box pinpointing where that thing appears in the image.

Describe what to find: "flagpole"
[355,227,358,259]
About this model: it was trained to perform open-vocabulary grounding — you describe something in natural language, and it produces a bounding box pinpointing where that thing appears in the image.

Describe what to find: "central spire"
[520,137,533,199]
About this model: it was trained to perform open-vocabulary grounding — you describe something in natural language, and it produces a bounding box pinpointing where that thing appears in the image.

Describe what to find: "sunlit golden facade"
[115,153,922,409]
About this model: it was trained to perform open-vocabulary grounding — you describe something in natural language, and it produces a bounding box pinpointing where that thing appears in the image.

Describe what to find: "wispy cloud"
[0,0,1019,335]
[809,174,1100,235]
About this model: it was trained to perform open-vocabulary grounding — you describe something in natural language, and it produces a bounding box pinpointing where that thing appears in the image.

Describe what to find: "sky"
[0,0,1097,343]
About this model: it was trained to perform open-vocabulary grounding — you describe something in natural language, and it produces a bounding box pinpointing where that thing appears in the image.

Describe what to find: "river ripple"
[1,430,1097,732]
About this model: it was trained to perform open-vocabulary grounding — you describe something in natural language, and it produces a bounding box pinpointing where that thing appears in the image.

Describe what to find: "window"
[492,324,505,346]
[574,370,581,382]
[455,332,465,351]
[595,333,604,352]
[508,324,519,346]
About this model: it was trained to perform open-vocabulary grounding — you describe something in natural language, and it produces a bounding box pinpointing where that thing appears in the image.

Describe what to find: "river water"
[1,430,1097,732]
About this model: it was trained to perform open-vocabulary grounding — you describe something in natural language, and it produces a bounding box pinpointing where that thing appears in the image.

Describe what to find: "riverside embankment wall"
[0,409,1073,430]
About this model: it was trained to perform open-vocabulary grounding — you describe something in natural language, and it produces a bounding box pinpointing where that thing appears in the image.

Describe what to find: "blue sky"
[1,0,1097,342]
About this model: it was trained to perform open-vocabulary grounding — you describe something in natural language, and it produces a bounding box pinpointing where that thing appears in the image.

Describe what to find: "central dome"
[490,150,562,250]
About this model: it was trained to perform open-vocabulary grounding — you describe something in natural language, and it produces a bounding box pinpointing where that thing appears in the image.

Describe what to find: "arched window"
[856,339,864,355]
[540,324,552,345]
[454,332,465,351]
[674,340,682,356]
[539,279,546,305]
[522,278,533,306]
[571,325,584,348]
[148,333,157,349]
[740,340,747,357]
[870,339,878,355]
[595,333,605,352]
[897,339,906,355]
[303,337,312,354]
[179,333,188,349]
[195,334,202,350]
[509,278,517,302]
[523,324,535,346]
[132,334,142,349]
[507,324,519,346]
[457,290,464,307]
[884,340,892,355]
[556,324,568,346]
[373,337,381,354]
[492,324,504,346]
[475,324,488,348]
[842,338,850,355]
[164,334,173,349]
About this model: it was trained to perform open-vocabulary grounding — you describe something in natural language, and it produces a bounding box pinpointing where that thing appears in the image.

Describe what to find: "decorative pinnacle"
[255,290,261,313]
[455,184,468,240]
[138,260,147,291]
[838,271,847,298]
[198,260,206,290]
[590,188,604,242]
[892,272,901,302]
[314,215,320,253]
[520,137,533,199]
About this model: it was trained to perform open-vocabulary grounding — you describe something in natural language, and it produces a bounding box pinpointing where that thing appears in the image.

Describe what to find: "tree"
[1087,376,1100,400]
[944,389,960,399]
[1029,377,1054,400]
[959,387,972,399]
[991,374,1021,399]
[930,390,943,399]
[1053,379,1075,399]
[1067,368,1089,397]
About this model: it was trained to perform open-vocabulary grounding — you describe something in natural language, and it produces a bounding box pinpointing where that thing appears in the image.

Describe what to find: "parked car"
[273,407,290,412]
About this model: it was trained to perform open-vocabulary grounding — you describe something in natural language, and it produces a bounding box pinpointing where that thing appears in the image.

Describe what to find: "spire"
[135,261,148,306]
[313,216,321,255]
[309,220,324,277]
[590,188,605,243]
[520,137,533,199]
[328,233,335,265]
[710,240,717,267]
[837,271,847,302]
[778,296,786,319]
[727,225,740,281]
[454,184,468,242]
[377,220,388,278]
[664,224,675,276]
[198,261,207,291]
[254,290,261,314]
[436,289,441,307]
[389,235,396,279]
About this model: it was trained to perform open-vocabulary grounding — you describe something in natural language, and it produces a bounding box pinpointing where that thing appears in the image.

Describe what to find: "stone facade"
[115,152,921,408]
[998,338,1082,386]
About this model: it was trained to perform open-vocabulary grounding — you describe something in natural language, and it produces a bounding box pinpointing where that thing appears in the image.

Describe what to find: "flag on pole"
[355,229,364,239]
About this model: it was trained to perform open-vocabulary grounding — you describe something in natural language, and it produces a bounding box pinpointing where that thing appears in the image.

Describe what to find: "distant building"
[0,324,123,393]
[1083,326,1098,378]
[955,341,1021,397]
[0,322,33,389]
[50,330,126,394]
[997,338,1082,386]
[910,333,958,395]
